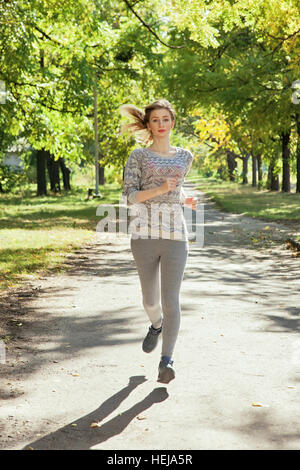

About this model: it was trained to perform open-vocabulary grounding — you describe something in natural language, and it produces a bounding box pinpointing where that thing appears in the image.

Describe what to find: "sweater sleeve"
[122,150,142,205]
[184,150,194,177]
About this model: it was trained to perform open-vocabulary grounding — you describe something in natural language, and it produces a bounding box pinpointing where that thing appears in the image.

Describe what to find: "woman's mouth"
[158,129,166,133]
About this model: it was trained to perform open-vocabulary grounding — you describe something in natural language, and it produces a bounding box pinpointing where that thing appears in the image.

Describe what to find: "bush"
[0,163,25,193]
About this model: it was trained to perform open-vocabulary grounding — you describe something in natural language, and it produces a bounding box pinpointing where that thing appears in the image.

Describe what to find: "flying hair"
[120,99,176,144]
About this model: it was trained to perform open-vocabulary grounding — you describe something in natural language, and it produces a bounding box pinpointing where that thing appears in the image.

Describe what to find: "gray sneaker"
[157,357,175,384]
[142,325,162,353]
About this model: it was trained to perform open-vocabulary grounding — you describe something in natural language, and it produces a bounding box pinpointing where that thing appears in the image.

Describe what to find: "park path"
[1,182,300,450]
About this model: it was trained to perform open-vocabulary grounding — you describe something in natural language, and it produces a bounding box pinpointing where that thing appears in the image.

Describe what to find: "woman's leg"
[159,239,189,359]
[130,237,163,329]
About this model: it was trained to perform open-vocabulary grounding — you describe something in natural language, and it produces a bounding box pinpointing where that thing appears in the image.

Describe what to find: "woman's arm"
[135,177,178,203]
[181,187,198,210]
[133,186,163,203]
[180,187,187,204]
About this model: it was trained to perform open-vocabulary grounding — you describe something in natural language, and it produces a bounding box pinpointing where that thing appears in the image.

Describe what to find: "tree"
[154,0,300,190]
[0,0,173,195]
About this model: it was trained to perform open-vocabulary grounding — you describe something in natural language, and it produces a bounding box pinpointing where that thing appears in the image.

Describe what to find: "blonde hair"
[120,99,176,144]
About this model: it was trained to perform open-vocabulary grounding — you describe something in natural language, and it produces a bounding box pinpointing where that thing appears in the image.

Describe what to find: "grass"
[187,173,300,221]
[1,169,300,292]
[0,183,122,291]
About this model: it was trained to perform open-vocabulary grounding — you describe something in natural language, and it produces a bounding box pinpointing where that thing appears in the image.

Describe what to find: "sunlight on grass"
[187,175,300,221]
[0,182,122,291]
[0,228,94,291]
[1,171,300,292]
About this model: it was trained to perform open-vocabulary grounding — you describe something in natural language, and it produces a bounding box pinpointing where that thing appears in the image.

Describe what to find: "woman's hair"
[120,99,176,144]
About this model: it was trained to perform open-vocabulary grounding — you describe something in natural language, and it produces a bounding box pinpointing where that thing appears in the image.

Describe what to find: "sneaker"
[157,357,175,384]
[142,324,162,353]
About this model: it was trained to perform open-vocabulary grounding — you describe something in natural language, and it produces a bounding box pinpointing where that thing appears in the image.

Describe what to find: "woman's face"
[147,108,174,138]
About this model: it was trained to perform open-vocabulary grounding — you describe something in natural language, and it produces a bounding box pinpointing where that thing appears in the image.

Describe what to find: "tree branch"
[266,27,300,43]
[30,24,64,46]
[123,0,185,49]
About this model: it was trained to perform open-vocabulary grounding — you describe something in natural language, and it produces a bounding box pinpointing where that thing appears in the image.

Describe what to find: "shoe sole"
[142,342,158,353]
[157,367,175,384]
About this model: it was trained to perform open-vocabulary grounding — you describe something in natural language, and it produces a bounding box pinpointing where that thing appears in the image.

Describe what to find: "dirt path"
[1,183,300,450]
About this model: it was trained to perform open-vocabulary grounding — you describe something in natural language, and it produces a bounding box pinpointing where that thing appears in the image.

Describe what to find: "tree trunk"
[281,130,291,192]
[252,154,257,187]
[241,153,249,184]
[98,164,105,185]
[47,152,61,193]
[267,161,279,191]
[36,149,47,196]
[226,150,237,181]
[36,47,49,197]
[257,154,263,189]
[59,157,71,190]
[52,158,60,193]
[296,113,300,193]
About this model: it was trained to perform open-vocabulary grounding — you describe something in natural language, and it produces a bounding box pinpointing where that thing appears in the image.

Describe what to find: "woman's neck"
[148,138,175,154]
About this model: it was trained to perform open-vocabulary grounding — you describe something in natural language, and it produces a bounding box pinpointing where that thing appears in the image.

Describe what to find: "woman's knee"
[161,298,180,316]
[143,299,160,313]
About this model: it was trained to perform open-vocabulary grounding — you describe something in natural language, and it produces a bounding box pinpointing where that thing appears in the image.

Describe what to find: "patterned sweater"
[122,147,194,241]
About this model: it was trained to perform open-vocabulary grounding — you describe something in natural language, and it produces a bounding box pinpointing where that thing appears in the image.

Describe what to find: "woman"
[121,99,197,384]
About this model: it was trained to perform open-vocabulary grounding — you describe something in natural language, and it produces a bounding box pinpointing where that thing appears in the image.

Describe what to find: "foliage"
[1,0,300,190]
[0,163,25,193]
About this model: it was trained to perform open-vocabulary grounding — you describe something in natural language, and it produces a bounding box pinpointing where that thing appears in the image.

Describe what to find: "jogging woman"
[121,99,197,384]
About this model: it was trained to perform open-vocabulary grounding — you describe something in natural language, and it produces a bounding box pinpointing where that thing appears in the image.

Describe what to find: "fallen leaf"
[72,373,79,377]
[137,416,146,420]
[90,422,101,428]
[251,402,269,407]
[71,423,77,427]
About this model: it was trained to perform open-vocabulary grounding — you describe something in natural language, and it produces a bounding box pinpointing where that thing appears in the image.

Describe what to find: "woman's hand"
[184,196,198,210]
[159,177,178,194]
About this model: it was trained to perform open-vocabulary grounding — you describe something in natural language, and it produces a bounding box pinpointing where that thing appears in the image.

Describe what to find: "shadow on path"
[24,376,169,450]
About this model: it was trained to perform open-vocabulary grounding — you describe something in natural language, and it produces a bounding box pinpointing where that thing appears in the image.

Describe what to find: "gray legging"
[130,237,189,359]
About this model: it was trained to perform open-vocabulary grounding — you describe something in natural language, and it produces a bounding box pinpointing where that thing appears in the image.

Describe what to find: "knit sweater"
[122,146,194,241]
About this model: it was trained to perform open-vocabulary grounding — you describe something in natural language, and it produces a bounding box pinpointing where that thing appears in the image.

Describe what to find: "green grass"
[2,170,300,292]
[0,183,122,291]
[186,173,300,221]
